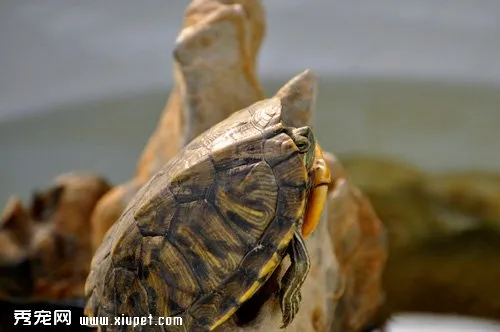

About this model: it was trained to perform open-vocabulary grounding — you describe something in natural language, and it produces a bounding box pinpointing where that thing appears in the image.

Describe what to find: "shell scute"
[133,174,177,237]
[247,99,281,130]
[272,152,308,188]
[211,134,264,171]
[169,200,245,291]
[141,235,201,316]
[110,222,142,270]
[211,161,278,246]
[169,157,215,202]
[277,186,307,222]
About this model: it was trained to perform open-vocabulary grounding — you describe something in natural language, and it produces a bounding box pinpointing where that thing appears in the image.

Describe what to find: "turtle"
[84,97,331,331]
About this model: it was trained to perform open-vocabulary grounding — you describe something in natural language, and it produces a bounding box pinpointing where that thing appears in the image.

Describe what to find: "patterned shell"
[85,98,312,329]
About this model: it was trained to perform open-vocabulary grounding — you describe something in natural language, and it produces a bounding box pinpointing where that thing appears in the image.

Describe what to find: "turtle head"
[289,127,331,238]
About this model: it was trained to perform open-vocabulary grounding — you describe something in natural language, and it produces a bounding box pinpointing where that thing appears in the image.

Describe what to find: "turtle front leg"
[279,229,311,328]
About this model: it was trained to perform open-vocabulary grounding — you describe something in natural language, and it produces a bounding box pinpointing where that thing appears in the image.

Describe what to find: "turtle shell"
[84,98,315,330]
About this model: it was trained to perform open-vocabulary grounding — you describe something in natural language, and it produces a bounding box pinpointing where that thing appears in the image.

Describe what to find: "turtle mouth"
[301,143,331,238]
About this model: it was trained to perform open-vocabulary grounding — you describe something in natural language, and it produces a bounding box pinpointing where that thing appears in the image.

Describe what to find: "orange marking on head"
[302,144,331,238]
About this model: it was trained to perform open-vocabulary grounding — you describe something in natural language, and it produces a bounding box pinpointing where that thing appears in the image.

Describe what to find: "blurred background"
[1,1,500,331]
[2,0,500,201]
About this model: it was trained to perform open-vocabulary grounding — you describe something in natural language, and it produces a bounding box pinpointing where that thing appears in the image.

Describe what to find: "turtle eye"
[289,126,313,153]
[295,138,310,153]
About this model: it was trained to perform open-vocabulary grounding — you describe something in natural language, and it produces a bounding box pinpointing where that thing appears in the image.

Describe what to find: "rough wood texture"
[341,156,500,326]
[0,173,110,300]
[90,0,266,252]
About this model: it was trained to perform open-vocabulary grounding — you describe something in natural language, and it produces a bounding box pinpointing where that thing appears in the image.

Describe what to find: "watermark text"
[81,314,183,327]
[13,310,182,327]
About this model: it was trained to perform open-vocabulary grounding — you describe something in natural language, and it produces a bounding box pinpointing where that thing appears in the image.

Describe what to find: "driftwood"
[0,173,110,300]
[340,156,500,326]
[323,154,388,332]
[90,0,266,252]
